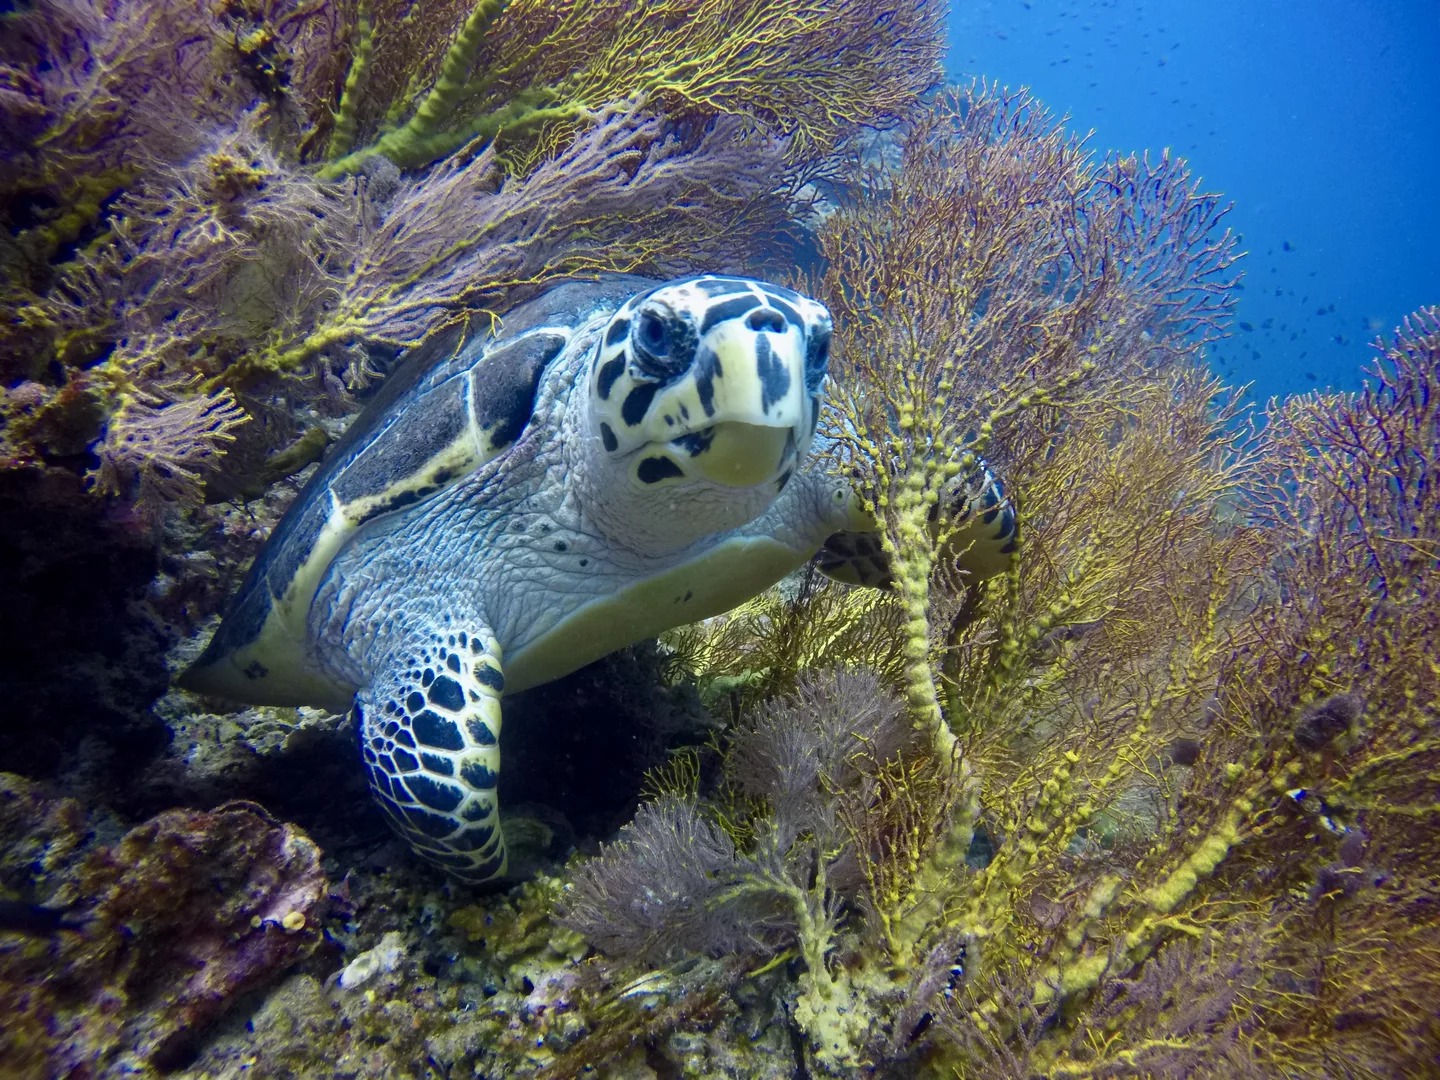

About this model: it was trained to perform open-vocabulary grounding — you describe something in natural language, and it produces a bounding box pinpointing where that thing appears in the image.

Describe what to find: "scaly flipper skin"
[357,626,508,882]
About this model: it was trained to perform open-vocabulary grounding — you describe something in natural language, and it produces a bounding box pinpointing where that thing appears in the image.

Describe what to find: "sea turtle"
[181,274,1017,884]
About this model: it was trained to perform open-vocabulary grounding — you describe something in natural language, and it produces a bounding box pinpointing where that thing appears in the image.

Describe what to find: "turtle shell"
[181,275,660,707]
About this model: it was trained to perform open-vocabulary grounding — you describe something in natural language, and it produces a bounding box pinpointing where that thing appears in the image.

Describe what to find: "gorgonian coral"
[1,0,942,518]
[553,87,1438,1077]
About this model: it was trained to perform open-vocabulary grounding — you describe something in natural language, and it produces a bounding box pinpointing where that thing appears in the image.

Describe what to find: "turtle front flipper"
[356,627,508,884]
[815,454,1019,588]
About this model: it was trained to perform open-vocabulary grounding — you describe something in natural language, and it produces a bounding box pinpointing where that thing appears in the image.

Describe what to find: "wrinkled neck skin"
[561,364,783,559]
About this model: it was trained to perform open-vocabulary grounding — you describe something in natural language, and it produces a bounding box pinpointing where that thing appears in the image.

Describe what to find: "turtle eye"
[636,312,668,360]
[805,328,832,390]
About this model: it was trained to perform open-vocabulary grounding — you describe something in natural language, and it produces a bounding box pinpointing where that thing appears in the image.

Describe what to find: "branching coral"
[236,104,800,385]
[560,669,930,1068]
[318,0,943,176]
[813,84,1240,751]
[1,0,942,520]
[555,86,1438,1077]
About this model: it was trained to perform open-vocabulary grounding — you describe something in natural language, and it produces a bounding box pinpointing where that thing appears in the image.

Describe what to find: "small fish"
[1282,240,1294,252]
[0,899,89,937]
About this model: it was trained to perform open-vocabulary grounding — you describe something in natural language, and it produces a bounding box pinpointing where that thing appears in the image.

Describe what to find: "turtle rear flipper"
[357,626,509,884]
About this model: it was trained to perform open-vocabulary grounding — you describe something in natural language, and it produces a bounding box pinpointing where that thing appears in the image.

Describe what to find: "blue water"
[947,1,1440,405]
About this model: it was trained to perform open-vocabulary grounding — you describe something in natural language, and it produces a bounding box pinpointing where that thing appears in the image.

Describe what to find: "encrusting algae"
[0,2,1436,1077]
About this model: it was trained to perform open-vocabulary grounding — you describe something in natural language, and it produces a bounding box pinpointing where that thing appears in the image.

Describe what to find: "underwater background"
[951,0,1440,404]
[1,2,1437,1078]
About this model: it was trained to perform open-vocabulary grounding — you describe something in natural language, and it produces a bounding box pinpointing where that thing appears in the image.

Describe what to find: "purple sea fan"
[307,101,796,361]
[89,387,250,516]
[559,795,757,966]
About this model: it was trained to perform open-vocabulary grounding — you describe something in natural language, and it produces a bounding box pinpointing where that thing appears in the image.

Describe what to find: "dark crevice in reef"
[0,469,172,792]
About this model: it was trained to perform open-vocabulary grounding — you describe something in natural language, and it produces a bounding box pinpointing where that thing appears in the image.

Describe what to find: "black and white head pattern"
[588,275,832,492]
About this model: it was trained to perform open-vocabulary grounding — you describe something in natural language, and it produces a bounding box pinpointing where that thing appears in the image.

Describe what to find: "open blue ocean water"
[947,0,1440,405]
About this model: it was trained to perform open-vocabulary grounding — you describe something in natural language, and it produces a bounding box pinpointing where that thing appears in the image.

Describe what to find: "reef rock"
[0,775,328,1077]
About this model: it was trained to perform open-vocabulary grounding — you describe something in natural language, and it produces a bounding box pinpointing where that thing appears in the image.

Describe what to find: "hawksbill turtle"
[181,274,1017,883]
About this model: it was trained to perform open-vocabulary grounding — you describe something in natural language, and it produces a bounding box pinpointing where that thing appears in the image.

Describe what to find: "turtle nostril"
[746,309,785,334]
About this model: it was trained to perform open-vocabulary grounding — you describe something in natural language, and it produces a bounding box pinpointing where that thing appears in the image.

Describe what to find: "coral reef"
[542,89,1440,1076]
[1,1,1435,1074]
[0,775,329,1075]
[1,0,941,521]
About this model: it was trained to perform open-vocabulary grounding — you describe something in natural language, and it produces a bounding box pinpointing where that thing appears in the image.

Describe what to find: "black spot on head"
[412,709,465,750]
[637,456,685,484]
[701,294,762,336]
[406,691,425,715]
[553,540,567,552]
[579,558,588,567]
[755,335,791,412]
[596,356,626,400]
[693,276,754,298]
[474,665,504,692]
[446,653,461,673]
[599,422,618,453]
[769,296,804,330]
[395,729,416,748]
[421,752,455,776]
[461,760,499,789]
[421,668,435,687]
[428,674,465,711]
[621,381,660,426]
[674,428,714,457]
[243,661,269,680]
[392,747,419,772]
[604,316,630,346]
[693,345,720,418]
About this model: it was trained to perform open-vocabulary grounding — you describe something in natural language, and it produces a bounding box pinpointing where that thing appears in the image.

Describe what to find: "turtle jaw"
[678,421,796,488]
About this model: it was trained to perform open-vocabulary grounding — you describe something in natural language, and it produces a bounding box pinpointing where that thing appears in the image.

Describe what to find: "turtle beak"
[681,320,810,487]
[700,319,810,432]
[691,422,795,487]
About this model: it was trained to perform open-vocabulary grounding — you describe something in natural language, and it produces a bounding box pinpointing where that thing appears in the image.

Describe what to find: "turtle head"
[589,274,830,478]
[575,275,831,553]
